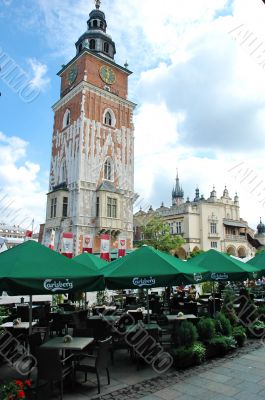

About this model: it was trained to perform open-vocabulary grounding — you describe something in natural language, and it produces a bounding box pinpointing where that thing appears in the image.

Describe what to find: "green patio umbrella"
[104,245,209,290]
[247,252,265,276]
[0,240,105,296]
[104,245,209,322]
[74,252,108,271]
[188,249,259,282]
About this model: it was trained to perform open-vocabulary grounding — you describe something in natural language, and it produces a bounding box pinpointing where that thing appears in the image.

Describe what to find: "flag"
[0,237,7,253]
[118,237,126,258]
[48,229,55,250]
[61,232,73,258]
[24,230,33,241]
[100,234,110,261]
[83,233,93,253]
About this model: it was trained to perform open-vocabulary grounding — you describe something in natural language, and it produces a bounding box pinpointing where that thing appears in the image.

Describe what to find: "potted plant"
[171,321,199,368]
[0,380,31,400]
[232,325,247,347]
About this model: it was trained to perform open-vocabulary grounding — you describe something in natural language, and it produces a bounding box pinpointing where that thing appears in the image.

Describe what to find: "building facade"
[134,174,256,259]
[42,1,135,255]
[0,223,38,249]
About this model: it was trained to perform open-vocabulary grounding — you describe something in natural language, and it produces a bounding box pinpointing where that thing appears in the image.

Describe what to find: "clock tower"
[43,0,135,255]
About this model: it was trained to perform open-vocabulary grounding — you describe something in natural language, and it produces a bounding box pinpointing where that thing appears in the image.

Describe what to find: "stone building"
[134,173,256,259]
[0,222,38,249]
[42,1,135,254]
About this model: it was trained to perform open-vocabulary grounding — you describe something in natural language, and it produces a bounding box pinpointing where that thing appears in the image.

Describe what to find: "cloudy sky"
[1,0,265,231]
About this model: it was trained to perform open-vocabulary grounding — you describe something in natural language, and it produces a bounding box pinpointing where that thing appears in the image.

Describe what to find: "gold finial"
[95,0,101,9]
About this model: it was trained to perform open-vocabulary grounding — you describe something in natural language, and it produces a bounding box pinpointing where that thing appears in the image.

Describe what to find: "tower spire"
[95,0,101,9]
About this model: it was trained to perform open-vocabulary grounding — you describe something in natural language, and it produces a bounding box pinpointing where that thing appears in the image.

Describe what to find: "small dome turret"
[223,186,230,198]
[257,218,265,235]
[75,0,116,60]
[234,192,239,204]
[194,187,200,202]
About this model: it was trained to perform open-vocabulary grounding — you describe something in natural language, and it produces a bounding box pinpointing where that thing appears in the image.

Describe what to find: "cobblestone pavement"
[90,340,264,400]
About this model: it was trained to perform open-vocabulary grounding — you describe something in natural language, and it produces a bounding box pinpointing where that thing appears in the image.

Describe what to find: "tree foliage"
[139,216,185,253]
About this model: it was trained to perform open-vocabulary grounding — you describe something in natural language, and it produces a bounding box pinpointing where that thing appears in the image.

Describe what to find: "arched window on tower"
[93,20,98,28]
[104,42,109,53]
[100,21,104,29]
[63,109,71,128]
[90,39,96,50]
[104,111,112,126]
[104,159,112,181]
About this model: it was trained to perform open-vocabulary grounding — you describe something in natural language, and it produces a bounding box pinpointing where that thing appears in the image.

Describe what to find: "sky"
[1,0,265,232]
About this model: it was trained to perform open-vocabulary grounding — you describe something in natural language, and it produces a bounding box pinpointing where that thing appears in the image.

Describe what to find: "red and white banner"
[24,230,33,241]
[61,232,73,258]
[118,237,126,258]
[83,233,93,254]
[100,234,110,261]
[48,229,55,250]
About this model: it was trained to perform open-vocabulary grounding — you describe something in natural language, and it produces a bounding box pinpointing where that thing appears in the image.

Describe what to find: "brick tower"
[43,0,135,255]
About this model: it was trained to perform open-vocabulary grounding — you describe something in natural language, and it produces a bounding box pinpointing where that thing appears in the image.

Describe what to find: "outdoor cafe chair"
[36,347,74,400]
[74,336,111,394]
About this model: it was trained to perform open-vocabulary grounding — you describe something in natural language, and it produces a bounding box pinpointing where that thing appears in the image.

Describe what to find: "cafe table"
[166,314,198,322]
[0,321,37,329]
[127,309,152,316]
[88,315,120,323]
[125,322,162,334]
[41,336,94,351]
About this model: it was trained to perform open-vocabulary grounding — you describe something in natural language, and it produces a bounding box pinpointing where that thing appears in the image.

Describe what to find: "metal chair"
[74,337,111,394]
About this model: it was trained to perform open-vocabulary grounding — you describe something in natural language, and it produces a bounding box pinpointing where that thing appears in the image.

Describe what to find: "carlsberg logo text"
[44,279,73,292]
[132,277,156,287]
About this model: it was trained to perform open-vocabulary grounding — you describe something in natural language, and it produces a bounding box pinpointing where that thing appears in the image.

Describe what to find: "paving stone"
[234,391,265,400]
[197,370,232,383]
[154,387,179,400]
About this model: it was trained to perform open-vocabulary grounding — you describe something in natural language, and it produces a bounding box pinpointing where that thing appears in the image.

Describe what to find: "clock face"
[68,64,78,85]
[99,65,116,85]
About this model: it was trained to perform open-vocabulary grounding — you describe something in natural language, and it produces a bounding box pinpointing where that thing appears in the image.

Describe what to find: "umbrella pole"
[212,282,216,317]
[29,295,33,336]
[146,288,150,324]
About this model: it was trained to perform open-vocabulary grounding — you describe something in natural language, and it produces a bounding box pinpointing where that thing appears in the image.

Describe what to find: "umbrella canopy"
[188,249,259,281]
[247,252,265,275]
[0,240,105,295]
[74,252,108,271]
[104,245,209,289]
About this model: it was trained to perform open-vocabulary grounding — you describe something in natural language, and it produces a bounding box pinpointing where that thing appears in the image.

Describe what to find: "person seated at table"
[187,285,197,301]
[176,286,185,300]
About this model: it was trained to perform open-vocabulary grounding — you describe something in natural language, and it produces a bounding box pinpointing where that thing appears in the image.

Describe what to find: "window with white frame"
[62,197,68,217]
[211,241,218,248]
[107,197,117,218]
[104,159,112,180]
[210,222,217,234]
[104,111,112,126]
[176,221,182,234]
[63,109,70,128]
[50,198,57,218]
[103,109,116,127]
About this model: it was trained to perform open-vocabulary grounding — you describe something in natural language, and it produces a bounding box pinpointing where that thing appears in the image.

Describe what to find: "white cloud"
[27,58,50,91]
[0,132,46,231]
